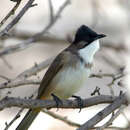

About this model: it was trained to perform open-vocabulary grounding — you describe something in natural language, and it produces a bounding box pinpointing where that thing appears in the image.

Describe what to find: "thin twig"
[0,0,22,28]
[4,108,24,130]
[0,79,40,89]
[0,67,124,90]
[42,109,81,127]
[108,73,124,86]
[5,30,67,44]
[0,0,35,37]
[48,0,54,22]
[1,57,13,69]
[2,30,127,53]
[0,57,53,89]
[4,90,36,130]
[0,75,10,81]
[122,112,130,125]
[0,0,70,56]
[97,105,126,130]
[77,93,127,130]
[17,57,54,79]
[90,73,115,79]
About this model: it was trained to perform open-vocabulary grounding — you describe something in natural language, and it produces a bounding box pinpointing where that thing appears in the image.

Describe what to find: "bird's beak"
[97,34,106,39]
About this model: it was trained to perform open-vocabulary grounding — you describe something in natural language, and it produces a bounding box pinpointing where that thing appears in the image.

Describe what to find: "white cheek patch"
[79,40,100,63]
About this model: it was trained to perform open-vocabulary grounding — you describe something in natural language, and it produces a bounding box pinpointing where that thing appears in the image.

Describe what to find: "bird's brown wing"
[37,53,64,99]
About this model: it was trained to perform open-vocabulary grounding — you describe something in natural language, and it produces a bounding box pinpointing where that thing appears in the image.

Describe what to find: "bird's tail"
[16,109,40,130]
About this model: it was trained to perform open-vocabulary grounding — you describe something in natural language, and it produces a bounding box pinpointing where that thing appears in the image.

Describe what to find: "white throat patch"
[79,40,100,63]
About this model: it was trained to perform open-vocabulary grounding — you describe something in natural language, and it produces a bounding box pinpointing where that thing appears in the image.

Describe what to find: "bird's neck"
[78,40,100,64]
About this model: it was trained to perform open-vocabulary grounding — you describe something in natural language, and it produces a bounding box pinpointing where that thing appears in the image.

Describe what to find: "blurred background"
[0,0,130,130]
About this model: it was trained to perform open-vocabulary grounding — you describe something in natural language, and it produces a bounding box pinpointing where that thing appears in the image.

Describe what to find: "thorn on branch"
[30,3,38,8]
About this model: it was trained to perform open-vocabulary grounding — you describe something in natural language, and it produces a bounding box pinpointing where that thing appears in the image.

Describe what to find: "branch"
[3,30,127,53]
[0,0,70,56]
[48,0,54,22]
[0,57,53,89]
[6,30,67,44]
[0,0,35,37]
[0,0,22,28]
[77,93,127,130]
[4,108,23,130]
[0,68,124,90]
[42,108,129,130]
[0,79,40,89]
[97,105,125,130]
[17,57,54,79]
[0,95,127,110]
[42,109,81,127]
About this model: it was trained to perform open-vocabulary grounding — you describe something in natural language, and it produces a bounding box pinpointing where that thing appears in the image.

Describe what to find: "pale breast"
[49,62,91,99]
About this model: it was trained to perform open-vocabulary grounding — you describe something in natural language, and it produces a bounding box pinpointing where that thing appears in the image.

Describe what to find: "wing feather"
[37,53,64,99]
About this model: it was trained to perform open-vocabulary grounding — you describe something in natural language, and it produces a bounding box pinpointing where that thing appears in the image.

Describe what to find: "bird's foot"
[51,93,63,111]
[72,95,84,112]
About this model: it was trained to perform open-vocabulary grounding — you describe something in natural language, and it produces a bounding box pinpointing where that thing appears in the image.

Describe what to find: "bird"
[16,25,106,130]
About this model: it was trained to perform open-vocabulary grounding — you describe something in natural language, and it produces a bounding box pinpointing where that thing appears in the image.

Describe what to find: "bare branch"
[0,75,10,81]
[4,108,23,130]
[0,0,70,57]
[77,93,127,130]
[3,30,127,53]
[42,109,81,127]
[0,66,124,90]
[90,73,115,79]
[0,79,40,89]
[1,57,13,69]
[0,0,35,37]
[0,0,22,28]
[108,73,124,86]
[17,57,54,79]
[43,108,130,130]
[48,0,54,22]
[6,30,67,44]
[97,105,125,130]
[0,57,53,89]
[0,95,127,111]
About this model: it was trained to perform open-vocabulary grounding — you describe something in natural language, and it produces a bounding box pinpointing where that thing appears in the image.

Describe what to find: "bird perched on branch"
[16,25,106,130]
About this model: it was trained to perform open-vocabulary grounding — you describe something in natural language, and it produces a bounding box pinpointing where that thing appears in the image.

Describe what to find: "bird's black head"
[73,25,106,46]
